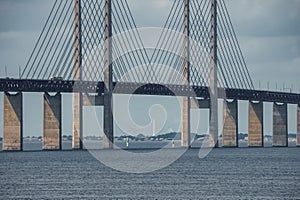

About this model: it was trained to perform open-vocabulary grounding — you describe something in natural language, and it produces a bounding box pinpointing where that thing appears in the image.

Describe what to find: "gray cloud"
[0,0,55,32]
[226,0,300,37]
[225,0,300,91]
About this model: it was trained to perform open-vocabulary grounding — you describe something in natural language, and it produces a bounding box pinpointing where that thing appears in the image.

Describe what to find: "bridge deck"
[0,79,299,104]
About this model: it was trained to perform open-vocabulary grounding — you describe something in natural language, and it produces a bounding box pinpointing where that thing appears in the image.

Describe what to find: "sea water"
[0,145,299,199]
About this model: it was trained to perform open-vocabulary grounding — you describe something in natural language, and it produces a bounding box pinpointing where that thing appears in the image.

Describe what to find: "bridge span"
[1,79,300,151]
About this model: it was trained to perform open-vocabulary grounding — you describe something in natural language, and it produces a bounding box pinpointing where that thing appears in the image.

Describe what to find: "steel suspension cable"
[220,0,254,89]
[35,0,72,79]
[21,0,58,78]
[217,11,244,89]
[217,4,246,89]
[26,0,64,78]
[41,2,75,79]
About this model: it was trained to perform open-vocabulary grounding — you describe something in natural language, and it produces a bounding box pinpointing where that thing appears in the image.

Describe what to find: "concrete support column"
[72,0,83,149]
[223,99,238,147]
[209,0,218,148]
[43,93,62,150]
[297,105,300,147]
[103,0,114,149]
[2,92,23,151]
[181,0,190,148]
[273,103,288,147]
[72,93,82,149]
[248,101,263,147]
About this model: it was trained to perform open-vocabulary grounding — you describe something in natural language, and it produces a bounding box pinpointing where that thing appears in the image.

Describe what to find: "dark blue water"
[1,139,297,152]
[0,147,299,199]
[0,140,289,152]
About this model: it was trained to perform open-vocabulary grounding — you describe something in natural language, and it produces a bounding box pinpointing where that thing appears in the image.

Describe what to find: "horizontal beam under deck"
[0,79,300,104]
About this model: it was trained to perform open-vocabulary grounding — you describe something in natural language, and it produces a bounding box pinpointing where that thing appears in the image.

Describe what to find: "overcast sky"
[0,0,299,137]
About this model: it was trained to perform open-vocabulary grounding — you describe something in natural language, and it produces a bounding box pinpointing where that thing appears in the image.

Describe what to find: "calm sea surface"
[0,142,299,199]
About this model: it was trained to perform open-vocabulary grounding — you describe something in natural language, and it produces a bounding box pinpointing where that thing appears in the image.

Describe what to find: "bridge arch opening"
[112,94,183,149]
[287,104,297,147]
[190,105,209,148]
[61,93,73,150]
[82,104,103,150]
[23,93,43,151]
[238,100,248,148]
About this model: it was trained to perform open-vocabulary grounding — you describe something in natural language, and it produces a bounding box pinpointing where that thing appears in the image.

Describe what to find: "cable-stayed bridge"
[0,0,299,151]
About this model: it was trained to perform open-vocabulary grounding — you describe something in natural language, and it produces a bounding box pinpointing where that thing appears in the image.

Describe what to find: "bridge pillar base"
[248,101,263,147]
[297,105,300,147]
[2,92,23,151]
[222,99,238,147]
[273,103,288,147]
[43,93,61,150]
[181,96,190,148]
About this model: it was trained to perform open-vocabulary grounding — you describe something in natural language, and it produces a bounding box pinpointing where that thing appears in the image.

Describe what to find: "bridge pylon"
[103,0,114,149]
[181,0,191,148]
[72,0,83,150]
[209,0,219,148]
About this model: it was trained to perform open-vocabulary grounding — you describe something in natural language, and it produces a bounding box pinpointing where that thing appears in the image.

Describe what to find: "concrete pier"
[2,92,23,151]
[273,103,288,147]
[209,0,218,148]
[223,100,238,147]
[297,105,300,147]
[72,93,82,149]
[72,0,83,150]
[248,101,263,147]
[43,93,62,150]
[181,0,191,148]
